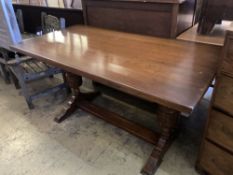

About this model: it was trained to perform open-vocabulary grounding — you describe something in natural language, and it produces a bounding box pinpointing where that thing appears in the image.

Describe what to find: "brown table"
[11,26,221,175]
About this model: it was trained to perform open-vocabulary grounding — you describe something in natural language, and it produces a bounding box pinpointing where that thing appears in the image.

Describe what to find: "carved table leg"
[54,73,82,123]
[141,106,180,175]
[54,72,99,123]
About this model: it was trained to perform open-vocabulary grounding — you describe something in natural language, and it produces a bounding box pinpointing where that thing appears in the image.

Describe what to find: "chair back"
[41,12,66,34]
[0,0,22,50]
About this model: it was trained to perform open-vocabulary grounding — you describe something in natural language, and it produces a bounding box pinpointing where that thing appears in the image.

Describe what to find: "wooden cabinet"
[82,0,196,38]
[197,28,233,175]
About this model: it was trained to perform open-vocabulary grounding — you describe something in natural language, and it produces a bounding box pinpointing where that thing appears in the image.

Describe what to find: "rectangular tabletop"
[11,25,221,113]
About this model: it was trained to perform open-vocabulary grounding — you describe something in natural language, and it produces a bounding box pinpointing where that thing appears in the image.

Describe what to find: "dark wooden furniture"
[198,0,233,35]
[197,28,233,175]
[82,0,196,38]
[13,3,84,34]
[11,26,221,175]
[177,22,233,46]
[193,0,203,24]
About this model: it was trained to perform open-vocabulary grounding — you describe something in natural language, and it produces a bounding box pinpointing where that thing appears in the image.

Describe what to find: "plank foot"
[54,72,99,123]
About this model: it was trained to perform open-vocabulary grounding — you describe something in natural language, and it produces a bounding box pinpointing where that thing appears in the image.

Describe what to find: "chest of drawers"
[197,28,233,175]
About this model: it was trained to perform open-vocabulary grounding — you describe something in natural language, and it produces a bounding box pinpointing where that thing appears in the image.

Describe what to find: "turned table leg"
[141,106,180,175]
[54,72,99,123]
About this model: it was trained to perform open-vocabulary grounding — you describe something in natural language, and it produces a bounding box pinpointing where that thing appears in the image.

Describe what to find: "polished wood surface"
[11,25,221,113]
[82,0,195,38]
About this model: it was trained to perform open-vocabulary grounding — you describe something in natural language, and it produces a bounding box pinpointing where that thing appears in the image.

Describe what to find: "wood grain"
[197,28,233,175]
[200,141,233,175]
[221,33,233,77]
[82,0,195,38]
[11,25,221,113]
[207,110,233,153]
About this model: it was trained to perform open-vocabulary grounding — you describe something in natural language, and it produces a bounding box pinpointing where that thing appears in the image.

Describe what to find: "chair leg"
[20,78,34,109]
[0,63,11,84]
[13,65,34,109]
[9,70,20,89]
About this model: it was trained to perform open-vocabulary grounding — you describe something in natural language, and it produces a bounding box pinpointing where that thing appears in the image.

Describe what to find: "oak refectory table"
[11,26,221,175]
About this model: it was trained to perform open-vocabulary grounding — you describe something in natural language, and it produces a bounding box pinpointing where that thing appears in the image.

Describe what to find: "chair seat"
[11,60,63,82]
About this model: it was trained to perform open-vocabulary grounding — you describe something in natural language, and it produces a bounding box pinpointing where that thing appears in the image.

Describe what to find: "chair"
[41,12,66,33]
[0,0,66,109]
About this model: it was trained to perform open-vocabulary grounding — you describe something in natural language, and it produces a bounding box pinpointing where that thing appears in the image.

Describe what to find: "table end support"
[54,72,99,123]
[141,106,180,175]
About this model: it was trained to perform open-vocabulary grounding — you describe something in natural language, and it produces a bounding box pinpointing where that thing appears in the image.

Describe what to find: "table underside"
[56,72,181,175]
